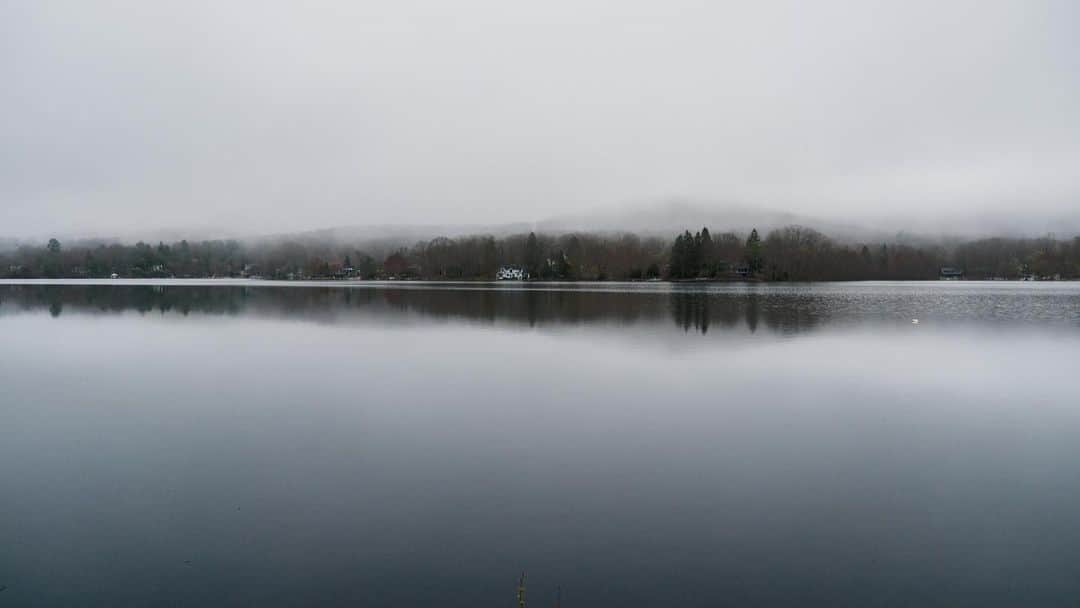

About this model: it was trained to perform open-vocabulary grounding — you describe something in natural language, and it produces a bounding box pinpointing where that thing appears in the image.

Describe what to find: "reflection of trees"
[2,285,250,317]
[375,287,667,326]
[671,292,710,334]
[667,292,822,335]
[1,285,825,336]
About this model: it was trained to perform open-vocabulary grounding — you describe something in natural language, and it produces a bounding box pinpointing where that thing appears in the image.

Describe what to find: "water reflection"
[0,285,791,335]
[3,282,1080,606]
[669,292,769,334]
[4,283,1079,335]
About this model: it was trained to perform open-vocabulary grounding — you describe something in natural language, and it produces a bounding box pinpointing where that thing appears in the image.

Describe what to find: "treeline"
[0,232,667,281]
[2,226,1078,281]
[669,225,1080,280]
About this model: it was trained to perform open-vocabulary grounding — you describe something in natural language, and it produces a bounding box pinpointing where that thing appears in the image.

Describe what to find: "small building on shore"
[939,267,964,280]
[496,266,528,281]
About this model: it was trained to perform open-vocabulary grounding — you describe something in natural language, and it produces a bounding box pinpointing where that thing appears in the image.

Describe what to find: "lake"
[2,280,1080,606]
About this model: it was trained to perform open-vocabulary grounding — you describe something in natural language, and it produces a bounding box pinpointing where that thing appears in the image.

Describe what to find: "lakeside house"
[332,266,356,279]
[939,267,964,280]
[496,266,528,281]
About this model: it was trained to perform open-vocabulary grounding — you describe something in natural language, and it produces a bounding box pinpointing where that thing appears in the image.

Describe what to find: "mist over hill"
[538,200,1080,242]
[173,200,1080,249]
[537,200,880,241]
[3,200,1078,255]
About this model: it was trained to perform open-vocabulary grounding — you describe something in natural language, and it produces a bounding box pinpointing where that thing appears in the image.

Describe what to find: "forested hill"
[2,226,1078,281]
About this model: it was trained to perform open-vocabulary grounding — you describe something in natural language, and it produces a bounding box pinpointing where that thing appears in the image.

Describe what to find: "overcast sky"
[3,0,1078,238]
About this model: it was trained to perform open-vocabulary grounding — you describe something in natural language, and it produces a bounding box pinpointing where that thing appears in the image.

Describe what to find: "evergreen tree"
[670,233,685,278]
[700,227,714,276]
[745,228,763,274]
[524,232,540,277]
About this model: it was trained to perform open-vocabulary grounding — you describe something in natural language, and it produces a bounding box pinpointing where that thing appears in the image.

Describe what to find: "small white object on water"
[912,319,919,324]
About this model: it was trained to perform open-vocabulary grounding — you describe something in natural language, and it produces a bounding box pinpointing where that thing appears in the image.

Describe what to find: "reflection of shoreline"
[0,284,821,335]
[2,283,1078,334]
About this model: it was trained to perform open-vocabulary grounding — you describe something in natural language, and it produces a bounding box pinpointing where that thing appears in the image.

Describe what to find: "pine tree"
[524,232,540,277]
[700,227,714,276]
[745,228,763,274]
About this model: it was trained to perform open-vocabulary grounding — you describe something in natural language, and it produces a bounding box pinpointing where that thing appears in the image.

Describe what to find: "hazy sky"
[3,0,1078,238]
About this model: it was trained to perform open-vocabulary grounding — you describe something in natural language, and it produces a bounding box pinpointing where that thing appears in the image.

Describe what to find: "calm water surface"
[2,281,1080,606]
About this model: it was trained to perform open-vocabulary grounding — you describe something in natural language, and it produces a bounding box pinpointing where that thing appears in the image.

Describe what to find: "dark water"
[2,280,1080,607]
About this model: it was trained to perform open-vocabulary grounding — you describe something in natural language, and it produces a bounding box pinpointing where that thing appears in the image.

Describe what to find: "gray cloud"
[3,0,1078,238]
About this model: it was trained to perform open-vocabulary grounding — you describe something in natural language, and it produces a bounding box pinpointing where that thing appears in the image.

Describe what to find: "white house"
[496,266,527,281]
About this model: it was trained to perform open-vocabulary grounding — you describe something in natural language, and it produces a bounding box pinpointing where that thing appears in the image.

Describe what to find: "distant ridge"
[4,199,1078,252]
[535,199,885,242]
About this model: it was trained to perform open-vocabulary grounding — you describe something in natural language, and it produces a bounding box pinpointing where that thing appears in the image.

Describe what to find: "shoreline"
[2,277,1076,287]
